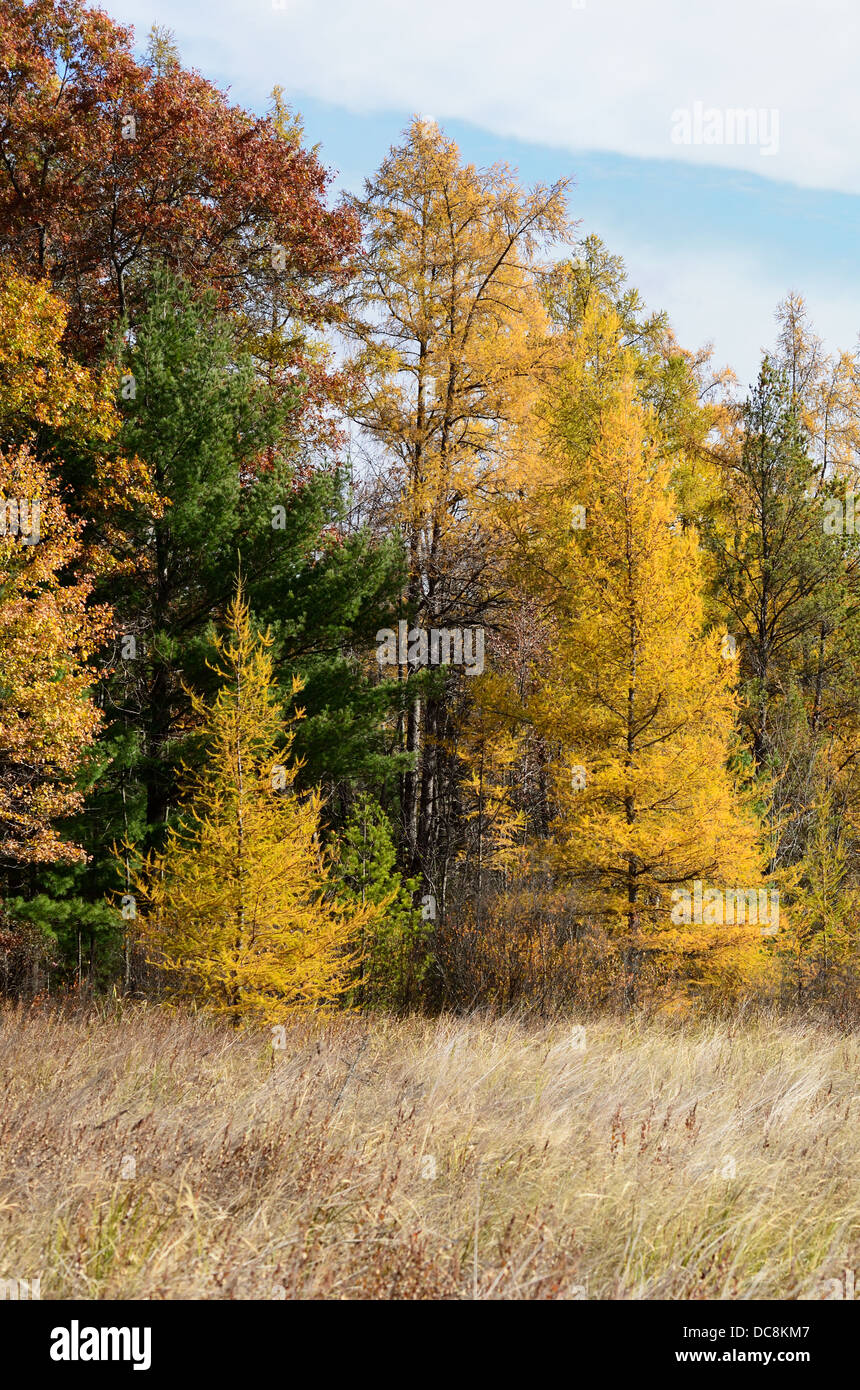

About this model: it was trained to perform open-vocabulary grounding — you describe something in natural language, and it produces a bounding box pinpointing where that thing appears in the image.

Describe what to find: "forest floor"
[0,1002,857,1299]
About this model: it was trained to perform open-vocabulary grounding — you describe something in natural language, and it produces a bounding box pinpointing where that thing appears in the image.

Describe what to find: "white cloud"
[102,0,860,382]
[112,0,860,194]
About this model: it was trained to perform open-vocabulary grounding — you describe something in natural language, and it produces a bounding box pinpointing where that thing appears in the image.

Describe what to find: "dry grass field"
[0,1002,857,1299]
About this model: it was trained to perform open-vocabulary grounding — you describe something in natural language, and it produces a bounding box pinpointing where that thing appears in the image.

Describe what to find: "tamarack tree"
[132,586,373,1023]
[526,378,768,996]
[345,117,571,880]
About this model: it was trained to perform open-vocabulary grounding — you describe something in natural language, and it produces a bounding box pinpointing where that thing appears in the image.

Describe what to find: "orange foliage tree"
[0,445,110,865]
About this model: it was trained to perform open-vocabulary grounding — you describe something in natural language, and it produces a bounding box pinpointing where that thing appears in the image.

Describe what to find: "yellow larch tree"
[132,586,373,1024]
[527,380,768,995]
[774,292,860,479]
[345,116,571,872]
[455,710,530,935]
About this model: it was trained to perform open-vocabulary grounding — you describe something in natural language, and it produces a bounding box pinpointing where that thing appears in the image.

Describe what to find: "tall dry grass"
[0,1002,857,1299]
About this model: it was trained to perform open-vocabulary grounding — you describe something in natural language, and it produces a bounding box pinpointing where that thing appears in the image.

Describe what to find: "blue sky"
[102,0,859,389]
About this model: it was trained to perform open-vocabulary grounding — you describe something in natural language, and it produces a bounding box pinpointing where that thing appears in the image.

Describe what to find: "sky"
[102,0,859,389]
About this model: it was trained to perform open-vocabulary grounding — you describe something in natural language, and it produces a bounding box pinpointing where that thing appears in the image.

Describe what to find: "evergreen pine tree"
[334,793,429,1010]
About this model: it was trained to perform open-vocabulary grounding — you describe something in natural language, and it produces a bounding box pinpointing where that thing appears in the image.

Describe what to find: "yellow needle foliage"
[132,587,373,1024]
[347,117,570,614]
[527,381,767,987]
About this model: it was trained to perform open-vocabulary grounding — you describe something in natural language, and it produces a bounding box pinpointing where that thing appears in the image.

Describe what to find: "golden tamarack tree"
[345,117,571,872]
[523,373,769,993]
[132,587,373,1023]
